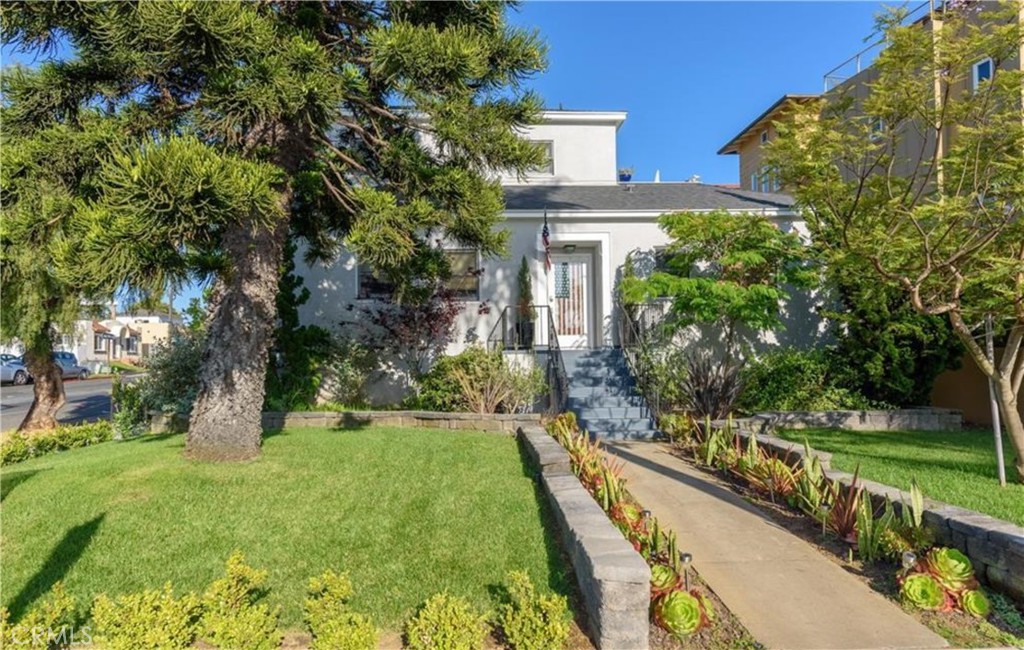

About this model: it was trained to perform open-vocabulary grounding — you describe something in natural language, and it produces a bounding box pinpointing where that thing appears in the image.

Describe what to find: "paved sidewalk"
[606,441,949,650]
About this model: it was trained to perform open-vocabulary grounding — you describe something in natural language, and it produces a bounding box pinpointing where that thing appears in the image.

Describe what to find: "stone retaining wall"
[149,410,540,435]
[731,428,1024,603]
[744,408,962,432]
[518,425,651,650]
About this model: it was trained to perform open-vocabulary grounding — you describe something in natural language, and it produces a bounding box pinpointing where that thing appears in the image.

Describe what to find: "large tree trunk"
[185,217,288,461]
[18,348,66,434]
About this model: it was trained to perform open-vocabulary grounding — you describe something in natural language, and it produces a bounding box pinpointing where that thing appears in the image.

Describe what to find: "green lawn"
[0,427,568,629]
[776,428,1024,526]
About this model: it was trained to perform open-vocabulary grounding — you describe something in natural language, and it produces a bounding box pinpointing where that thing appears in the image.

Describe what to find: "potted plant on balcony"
[515,255,537,349]
[618,166,634,183]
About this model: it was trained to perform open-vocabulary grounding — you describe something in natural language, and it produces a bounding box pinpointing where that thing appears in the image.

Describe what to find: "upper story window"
[760,130,769,145]
[443,249,481,301]
[530,141,554,175]
[750,173,758,192]
[972,57,993,92]
[869,116,885,141]
[356,263,395,300]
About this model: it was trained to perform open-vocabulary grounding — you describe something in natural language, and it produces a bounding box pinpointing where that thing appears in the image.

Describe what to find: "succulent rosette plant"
[649,563,680,597]
[900,573,946,611]
[654,590,704,639]
[959,589,991,618]
[924,547,976,592]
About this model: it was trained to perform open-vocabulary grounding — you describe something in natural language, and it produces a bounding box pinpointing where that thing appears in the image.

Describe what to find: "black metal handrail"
[486,304,568,414]
[615,300,670,419]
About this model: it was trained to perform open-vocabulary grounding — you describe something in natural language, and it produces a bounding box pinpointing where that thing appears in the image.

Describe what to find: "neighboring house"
[63,312,179,370]
[720,4,1023,192]
[718,1,1024,423]
[296,109,807,395]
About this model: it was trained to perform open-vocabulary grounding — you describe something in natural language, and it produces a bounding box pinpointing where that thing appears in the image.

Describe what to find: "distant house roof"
[502,183,795,212]
[717,94,819,155]
[91,321,110,334]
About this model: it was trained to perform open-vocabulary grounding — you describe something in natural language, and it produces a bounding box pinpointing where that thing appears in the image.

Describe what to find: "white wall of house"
[497,111,626,185]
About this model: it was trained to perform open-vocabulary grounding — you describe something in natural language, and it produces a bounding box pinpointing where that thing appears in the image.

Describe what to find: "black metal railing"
[486,305,568,414]
[615,300,671,419]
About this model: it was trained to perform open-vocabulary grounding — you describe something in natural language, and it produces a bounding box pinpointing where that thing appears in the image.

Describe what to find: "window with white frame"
[93,334,106,352]
[442,249,481,300]
[530,141,554,175]
[126,337,139,354]
[750,173,758,192]
[972,58,993,92]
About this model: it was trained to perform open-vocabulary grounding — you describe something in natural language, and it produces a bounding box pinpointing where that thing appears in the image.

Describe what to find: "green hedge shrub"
[1,421,114,466]
[304,570,378,650]
[739,348,882,412]
[495,571,570,650]
[405,592,488,650]
[91,584,201,650]
[200,551,281,650]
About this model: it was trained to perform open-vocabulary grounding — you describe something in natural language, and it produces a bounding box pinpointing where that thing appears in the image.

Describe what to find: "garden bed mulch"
[666,445,1024,649]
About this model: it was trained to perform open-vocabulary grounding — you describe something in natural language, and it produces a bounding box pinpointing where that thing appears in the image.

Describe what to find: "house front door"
[549,254,591,349]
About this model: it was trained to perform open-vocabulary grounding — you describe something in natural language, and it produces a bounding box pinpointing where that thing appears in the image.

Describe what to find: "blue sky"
[4,1,893,310]
[508,1,890,185]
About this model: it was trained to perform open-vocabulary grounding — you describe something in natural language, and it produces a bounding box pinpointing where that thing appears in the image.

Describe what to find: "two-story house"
[295,109,801,367]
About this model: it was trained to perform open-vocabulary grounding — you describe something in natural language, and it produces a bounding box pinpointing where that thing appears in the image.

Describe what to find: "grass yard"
[0,426,569,629]
[776,428,1024,526]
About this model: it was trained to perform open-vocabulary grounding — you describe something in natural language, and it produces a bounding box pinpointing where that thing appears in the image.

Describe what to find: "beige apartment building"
[721,2,1024,194]
[719,1,1024,424]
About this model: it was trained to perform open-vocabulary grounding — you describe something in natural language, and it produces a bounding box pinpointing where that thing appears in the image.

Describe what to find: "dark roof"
[502,183,796,212]
[717,94,819,155]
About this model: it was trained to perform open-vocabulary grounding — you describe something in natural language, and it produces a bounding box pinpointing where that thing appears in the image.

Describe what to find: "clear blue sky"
[508,1,890,185]
[3,1,892,310]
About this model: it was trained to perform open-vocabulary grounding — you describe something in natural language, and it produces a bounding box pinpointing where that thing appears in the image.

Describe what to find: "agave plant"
[649,563,680,598]
[924,548,976,592]
[900,573,946,611]
[856,494,897,563]
[653,590,710,639]
[959,589,991,618]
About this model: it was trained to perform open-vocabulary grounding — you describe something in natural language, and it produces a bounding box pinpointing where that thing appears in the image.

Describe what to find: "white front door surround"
[536,229,612,349]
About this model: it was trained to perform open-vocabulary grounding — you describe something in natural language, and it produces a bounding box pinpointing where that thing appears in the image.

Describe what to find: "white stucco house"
[296,109,803,361]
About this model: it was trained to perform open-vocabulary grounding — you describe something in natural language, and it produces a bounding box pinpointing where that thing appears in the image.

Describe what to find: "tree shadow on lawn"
[1,467,46,503]
[6,514,105,621]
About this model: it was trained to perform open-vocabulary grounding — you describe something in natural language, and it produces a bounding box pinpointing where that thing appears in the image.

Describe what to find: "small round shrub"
[496,571,570,650]
[404,592,488,650]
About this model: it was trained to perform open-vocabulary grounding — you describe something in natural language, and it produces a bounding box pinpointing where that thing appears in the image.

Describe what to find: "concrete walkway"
[606,441,949,650]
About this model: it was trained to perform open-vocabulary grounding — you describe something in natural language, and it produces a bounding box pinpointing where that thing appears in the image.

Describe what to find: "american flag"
[542,208,551,272]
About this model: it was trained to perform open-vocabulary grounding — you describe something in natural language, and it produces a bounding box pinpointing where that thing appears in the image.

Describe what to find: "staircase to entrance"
[563,348,657,440]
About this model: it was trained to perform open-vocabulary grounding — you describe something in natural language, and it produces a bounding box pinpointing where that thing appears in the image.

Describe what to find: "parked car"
[0,353,90,385]
[0,357,30,385]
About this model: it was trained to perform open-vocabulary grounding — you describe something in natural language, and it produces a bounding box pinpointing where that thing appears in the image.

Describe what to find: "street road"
[0,376,123,431]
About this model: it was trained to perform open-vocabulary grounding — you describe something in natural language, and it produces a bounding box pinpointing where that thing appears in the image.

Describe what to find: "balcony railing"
[823,1,930,91]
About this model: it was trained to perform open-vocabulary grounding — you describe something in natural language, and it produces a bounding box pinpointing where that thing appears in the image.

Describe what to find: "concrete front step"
[568,394,644,409]
[577,417,657,439]
[576,406,650,419]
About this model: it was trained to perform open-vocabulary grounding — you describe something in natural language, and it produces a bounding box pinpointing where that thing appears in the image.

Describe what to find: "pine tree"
[1,1,546,459]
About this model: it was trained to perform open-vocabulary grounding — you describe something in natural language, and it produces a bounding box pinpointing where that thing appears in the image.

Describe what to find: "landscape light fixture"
[680,552,693,590]
[902,551,918,572]
[819,503,830,539]
[641,509,652,521]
